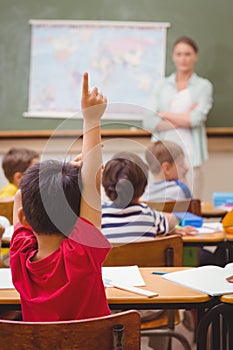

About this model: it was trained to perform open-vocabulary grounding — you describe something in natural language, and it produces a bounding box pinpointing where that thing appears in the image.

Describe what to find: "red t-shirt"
[10,218,111,322]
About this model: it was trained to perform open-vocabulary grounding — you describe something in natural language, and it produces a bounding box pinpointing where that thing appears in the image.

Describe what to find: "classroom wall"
[0,0,233,131]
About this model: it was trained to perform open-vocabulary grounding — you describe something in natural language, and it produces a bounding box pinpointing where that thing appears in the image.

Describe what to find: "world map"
[27,21,168,119]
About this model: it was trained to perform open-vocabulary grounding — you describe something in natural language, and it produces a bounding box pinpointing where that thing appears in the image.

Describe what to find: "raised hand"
[81,72,107,122]
[70,153,83,168]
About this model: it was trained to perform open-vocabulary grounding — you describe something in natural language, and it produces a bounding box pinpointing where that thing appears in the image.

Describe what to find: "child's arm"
[13,190,22,226]
[165,212,179,231]
[171,225,197,236]
[79,72,107,230]
[165,213,197,236]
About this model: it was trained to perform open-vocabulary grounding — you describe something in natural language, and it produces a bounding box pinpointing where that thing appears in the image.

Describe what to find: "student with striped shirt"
[102,152,196,244]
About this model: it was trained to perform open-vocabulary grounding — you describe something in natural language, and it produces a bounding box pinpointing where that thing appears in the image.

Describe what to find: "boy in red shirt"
[10,73,111,322]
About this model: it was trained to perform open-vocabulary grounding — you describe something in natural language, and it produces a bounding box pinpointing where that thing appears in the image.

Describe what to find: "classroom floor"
[141,310,196,350]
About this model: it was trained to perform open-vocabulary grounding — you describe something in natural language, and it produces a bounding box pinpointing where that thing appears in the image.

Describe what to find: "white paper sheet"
[3,226,14,240]
[196,222,223,235]
[0,268,14,289]
[102,265,145,287]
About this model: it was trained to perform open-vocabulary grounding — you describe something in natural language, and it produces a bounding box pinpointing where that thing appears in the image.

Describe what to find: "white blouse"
[162,88,193,167]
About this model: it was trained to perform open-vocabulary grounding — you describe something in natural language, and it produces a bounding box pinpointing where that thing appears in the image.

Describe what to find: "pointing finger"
[82,72,89,97]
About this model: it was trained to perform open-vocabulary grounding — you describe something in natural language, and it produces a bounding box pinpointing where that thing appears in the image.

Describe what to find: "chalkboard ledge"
[0,129,150,138]
[0,128,233,138]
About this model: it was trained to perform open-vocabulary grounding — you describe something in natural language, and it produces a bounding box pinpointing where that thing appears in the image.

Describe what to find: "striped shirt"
[101,202,168,244]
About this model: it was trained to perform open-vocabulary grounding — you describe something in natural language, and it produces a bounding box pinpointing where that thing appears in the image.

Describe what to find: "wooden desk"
[0,267,217,350]
[106,268,211,307]
[182,231,230,265]
[220,294,233,304]
[0,289,19,306]
[224,233,233,242]
[0,267,217,308]
[106,268,216,329]
[0,268,213,312]
[201,202,227,218]
[107,268,217,350]
[182,231,225,246]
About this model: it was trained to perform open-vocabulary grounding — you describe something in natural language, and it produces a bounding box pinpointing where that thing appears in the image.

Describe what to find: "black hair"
[102,152,148,208]
[20,160,82,235]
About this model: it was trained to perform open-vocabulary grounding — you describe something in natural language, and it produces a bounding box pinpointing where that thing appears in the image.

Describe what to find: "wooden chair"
[0,197,14,224]
[104,236,191,350]
[201,201,228,218]
[146,198,201,216]
[146,199,201,268]
[196,302,233,350]
[0,310,141,350]
[103,235,183,267]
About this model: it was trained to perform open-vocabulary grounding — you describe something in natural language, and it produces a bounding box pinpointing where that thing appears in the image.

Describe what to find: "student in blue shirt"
[141,140,192,202]
[143,36,213,199]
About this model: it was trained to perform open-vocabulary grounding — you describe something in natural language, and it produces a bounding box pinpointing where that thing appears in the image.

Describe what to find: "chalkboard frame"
[1,0,232,131]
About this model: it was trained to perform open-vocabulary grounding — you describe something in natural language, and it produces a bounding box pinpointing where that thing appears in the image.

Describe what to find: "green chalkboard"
[0,0,232,132]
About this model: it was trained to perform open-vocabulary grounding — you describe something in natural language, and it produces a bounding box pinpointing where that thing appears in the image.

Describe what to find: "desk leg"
[166,310,174,350]
[224,241,233,263]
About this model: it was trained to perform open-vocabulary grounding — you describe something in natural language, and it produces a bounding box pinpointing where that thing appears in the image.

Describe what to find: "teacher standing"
[144,36,213,199]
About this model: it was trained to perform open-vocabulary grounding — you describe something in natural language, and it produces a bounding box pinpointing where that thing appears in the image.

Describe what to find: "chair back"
[197,302,233,350]
[147,198,201,216]
[0,310,140,350]
[103,235,183,267]
[0,197,14,224]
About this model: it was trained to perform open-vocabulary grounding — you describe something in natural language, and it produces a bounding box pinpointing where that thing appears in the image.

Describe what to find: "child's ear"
[161,161,171,175]
[13,172,23,187]
[18,207,31,228]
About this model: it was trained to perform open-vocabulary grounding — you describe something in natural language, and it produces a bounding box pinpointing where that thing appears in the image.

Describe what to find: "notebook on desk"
[196,221,223,234]
[163,263,233,296]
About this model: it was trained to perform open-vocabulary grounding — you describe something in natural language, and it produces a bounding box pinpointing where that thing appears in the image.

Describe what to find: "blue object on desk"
[213,192,233,207]
[174,212,203,228]
[152,272,168,275]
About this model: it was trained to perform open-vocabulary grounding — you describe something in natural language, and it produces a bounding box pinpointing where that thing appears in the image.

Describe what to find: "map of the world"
[26,20,169,119]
